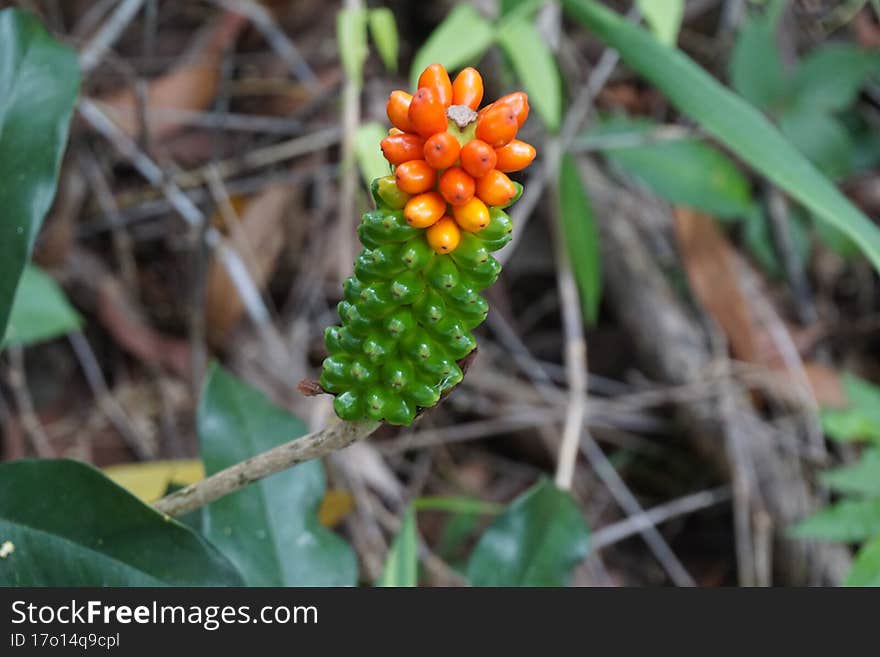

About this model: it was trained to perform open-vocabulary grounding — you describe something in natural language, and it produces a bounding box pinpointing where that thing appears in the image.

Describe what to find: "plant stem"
[153,419,380,517]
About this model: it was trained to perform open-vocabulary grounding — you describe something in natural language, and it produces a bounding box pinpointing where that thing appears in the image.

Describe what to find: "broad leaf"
[821,449,880,497]
[3,264,81,347]
[466,478,590,586]
[377,506,418,587]
[729,7,786,111]
[410,4,494,88]
[558,154,602,324]
[779,107,854,180]
[0,459,242,586]
[591,116,754,220]
[792,497,880,543]
[637,0,684,47]
[821,374,880,444]
[199,365,358,586]
[337,7,368,87]
[0,9,80,339]
[355,121,392,187]
[846,534,880,587]
[368,8,399,72]
[790,44,879,114]
[561,0,880,273]
[496,16,561,131]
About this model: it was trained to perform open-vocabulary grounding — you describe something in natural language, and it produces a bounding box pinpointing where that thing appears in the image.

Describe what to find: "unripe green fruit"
[320,176,513,425]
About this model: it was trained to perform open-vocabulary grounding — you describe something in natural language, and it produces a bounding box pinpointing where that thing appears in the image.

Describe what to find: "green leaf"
[637,0,684,47]
[198,364,358,586]
[413,496,503,515]
[355,121,392,188]
[560,0,880,274]
[0,459,243,586]
[821,449,880,497]
[378,506,418,587]
[591,116,754,219]
[3,264,81,347]
[496,17,561,131]
[466,478,590,586]
[558,153,602,324]
[368,8,399,72]
[410,4,494,88]
[846,534,880,587]
[790,44,880,114]
[729,7,786,111]
[792,497,880,543]
[820,374,880,444]
[0,9,80,341]
[779,107,854,179]
[337,7,368,87]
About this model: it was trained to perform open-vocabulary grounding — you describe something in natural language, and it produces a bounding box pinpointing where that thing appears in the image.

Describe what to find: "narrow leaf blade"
[368,8,399,72]
[337,7,368,87]
[410,5,494,88]
[378,507,418,587]
[637,0,684,47]
[355,121,392,187]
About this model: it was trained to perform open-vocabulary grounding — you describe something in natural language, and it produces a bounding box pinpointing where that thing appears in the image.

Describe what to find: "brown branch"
[153,419,380,517]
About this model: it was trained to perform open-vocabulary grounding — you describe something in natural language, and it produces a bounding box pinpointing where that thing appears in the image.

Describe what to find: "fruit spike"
[321,64,533,425]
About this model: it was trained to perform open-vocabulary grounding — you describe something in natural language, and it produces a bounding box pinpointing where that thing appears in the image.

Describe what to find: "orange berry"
[475,105,519,147]
[423,131,461,170]
[387,91,414,132]
[459,139,497,178]
[417,63,453,107]
[426,216,461,253]
[381,133,426,166]
[408,87,448,138]
[452,197,490,232]
[452,67,483,110]
[476,169,517,207]
[494,139,536,172]
[438,166,475,206]
[395,160,437,194]
[494,92,530,127]
[404,191,446,228]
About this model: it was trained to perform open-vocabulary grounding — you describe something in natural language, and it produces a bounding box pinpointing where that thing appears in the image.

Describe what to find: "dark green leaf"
[790,44,880,114]
[561,0,880,273]
[496,17,561,131]
[821,449,880,497]
[355,121,392,187]
[779,107,854,179]
[368,8,399,72]
[377,506,418,587]
[466,478,590,586]
[558,153,602,324]
[410,4,494,88]
[792,497,880,543]
[0,459,243,586]
[846,534,880,587]
[3,264,81,347]
[199,364,358,586]
[729,6,786,111]
[637,0,684,46]
[337,7,368,87]
[591,116,754,220]
[0,9,80,340]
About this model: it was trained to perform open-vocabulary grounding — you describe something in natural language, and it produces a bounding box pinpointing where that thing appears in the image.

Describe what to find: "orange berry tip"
[417,64,453,107]
[395,159,437,195]
[452,67,484,110]
[423,131,461,170]
[426,216,461,253]
[381,133,426,166]
[475,105,519,147]
[494,140,536,172]
[438,166,476,206]
[460,139,497,178]
[387,91,414,133]
[408,86,448,138]
[453,197,490,232]
[495,92,530,127]
[404,191,446,228]
[475,169,517,207]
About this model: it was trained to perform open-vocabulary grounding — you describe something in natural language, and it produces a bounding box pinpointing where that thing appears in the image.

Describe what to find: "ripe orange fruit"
[386,91,414,133]
[404,191,446,228]
[452,67,483,110]
[494,140,536,172]
[423,131,461,170]
[459,139,497,178]
[408,87,448,138]
[475,169,517,207]
[395,160,437,194]
[381,133,426,166]
[417,63,453,107]
[475,105,518,147]
[452,197,490,232]
[426,216,461,253]
[438,166,475,206]
[494,91,530,127]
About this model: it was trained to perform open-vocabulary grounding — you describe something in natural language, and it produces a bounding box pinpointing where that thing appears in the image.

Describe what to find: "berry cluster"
[320,65,535,425]
[381,64,536,254]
